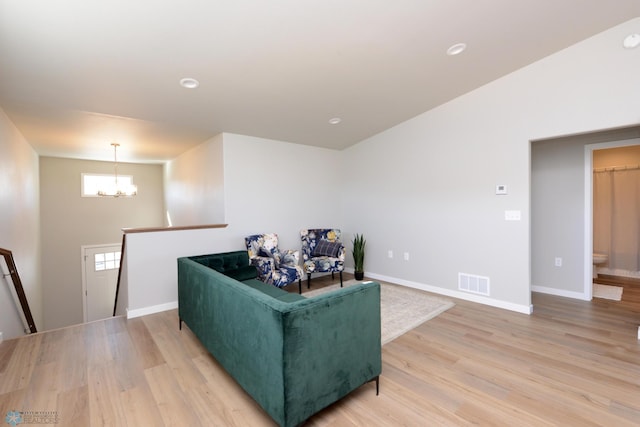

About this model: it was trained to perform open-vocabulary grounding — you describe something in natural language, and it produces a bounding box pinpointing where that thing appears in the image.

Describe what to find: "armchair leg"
[339,271,343,287]
[298,278,302,294]
[307,273,311,289]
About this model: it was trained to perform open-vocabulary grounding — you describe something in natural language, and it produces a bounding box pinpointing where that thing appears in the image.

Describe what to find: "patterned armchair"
[244,233,304,293]
[300,228,345,289]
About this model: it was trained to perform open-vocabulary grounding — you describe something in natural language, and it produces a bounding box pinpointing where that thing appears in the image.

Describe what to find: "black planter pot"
[354,271,364,281]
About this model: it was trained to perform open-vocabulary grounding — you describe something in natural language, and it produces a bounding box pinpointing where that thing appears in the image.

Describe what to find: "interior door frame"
[583,138,640,300]
[81,242,120,323]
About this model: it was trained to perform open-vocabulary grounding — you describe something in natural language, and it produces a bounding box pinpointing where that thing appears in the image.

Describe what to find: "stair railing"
[0,248,37,334]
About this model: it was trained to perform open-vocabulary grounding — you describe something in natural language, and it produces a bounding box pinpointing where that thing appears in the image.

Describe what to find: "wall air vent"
[458,273,490,296]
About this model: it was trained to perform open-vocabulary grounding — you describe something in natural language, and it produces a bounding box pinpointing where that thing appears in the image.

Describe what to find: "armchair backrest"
[245,233,280,259]
[300,229,342,258]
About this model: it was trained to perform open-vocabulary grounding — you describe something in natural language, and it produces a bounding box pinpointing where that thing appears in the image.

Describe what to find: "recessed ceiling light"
[328,117,342,125]
[179,77,200,89]
[446,43,467,56]
[623,33,640,49]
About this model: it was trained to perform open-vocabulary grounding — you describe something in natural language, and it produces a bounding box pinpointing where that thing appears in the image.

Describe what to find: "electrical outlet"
[404,252,410,261]
[555,257,562,267]
[388,250,393,259]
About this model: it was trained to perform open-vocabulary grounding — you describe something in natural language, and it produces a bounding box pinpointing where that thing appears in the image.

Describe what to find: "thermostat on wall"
[495,184,508,195]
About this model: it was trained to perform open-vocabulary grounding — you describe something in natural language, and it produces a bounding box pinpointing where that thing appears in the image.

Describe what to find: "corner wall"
[125,132,343,316]
[341,18,640,312]
[164,133,225,226]
[0,108,42,339]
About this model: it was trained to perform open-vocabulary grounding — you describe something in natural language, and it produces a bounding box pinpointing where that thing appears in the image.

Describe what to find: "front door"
[83,244,121,322]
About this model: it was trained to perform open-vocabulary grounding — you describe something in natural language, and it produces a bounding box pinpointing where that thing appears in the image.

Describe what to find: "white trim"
[127,301,178,319]
[531,285,588,301]
[81,243,120,323]
[584,145,594,301]
[364,271,533,315]
[584,137,640,302]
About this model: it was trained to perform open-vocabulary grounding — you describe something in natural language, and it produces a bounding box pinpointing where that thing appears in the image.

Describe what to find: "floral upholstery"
[300,229,345,288]
[245,233,304,293]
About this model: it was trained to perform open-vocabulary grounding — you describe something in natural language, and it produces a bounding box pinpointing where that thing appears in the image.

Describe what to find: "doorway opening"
[587,142,640,308]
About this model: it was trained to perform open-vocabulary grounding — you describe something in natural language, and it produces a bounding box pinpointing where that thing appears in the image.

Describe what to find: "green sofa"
[177,251,382,427]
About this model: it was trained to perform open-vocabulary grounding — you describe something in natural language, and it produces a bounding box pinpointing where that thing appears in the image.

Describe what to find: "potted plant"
[352,233,366,281]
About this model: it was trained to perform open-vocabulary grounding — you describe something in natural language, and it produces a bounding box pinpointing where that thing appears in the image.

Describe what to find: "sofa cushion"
[313,240,341,257]
[275,292,306,303]
[242,278,290,298]
[226,265,259,281]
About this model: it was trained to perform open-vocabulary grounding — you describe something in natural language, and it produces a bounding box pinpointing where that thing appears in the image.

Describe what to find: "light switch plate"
[496,184,508,195]
[505,210,521,221]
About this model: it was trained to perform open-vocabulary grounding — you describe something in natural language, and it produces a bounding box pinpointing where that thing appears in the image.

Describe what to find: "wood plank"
[0,274,638,426]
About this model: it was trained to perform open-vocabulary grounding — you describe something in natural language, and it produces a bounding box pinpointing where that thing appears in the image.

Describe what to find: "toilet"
[592,253,608,278]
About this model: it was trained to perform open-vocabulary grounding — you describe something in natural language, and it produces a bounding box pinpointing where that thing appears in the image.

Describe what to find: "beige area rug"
[304,279,455,345]
[593,283,623,301]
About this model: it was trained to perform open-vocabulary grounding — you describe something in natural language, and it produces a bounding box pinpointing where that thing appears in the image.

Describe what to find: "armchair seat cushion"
[304,257,344,274]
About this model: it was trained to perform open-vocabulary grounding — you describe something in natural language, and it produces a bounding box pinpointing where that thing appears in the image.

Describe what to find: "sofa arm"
[281,281,381,426]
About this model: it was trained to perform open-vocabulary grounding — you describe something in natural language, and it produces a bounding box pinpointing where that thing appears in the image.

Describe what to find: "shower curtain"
[593,168,640,274]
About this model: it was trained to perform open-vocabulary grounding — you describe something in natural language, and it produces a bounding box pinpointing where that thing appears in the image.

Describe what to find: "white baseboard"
[531,285,589,301]
[126,270,536,319]
[127,301,178,319]
[365,272,533,315]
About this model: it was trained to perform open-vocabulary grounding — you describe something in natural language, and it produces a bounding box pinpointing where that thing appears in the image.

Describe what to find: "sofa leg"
[368,376,379,395]
[307,273,311,289]
[179,317,182,330]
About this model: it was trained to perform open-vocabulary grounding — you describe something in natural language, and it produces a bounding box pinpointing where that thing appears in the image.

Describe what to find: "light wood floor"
[594,274,640,309]
[1,274,639,426]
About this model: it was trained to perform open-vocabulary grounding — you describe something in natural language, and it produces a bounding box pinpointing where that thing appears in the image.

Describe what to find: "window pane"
[82,173,134,197]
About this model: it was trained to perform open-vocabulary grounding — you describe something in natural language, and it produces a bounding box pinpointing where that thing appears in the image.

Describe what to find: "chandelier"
[97,143,138,197]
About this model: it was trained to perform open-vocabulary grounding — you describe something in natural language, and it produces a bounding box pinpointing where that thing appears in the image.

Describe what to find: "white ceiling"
[1,1,639,163]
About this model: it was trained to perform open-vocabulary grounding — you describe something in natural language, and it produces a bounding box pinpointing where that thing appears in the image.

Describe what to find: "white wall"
[125,133,342,316]
[341,18,640,312]
[531,136,590,298]
[125,18,640,317]
[222,133,343,250]
[0,108,42,339]
[40,157,164,329]
[164,133,225,226]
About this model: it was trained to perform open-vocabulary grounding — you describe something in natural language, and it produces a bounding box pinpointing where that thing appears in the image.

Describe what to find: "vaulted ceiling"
[1,1,639,163]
